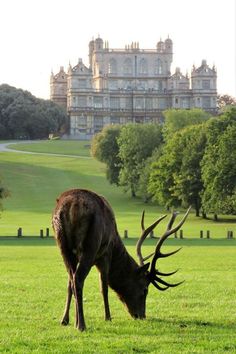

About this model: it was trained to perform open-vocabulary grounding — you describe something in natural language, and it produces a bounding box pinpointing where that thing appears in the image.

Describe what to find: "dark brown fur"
[52,189,149,331]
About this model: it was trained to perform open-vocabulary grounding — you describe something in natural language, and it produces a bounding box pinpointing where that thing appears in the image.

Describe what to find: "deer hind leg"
[61,277,73,325]
[73,257,93,331]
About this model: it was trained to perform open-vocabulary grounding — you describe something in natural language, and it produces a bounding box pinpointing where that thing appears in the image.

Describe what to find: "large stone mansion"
[50,36,217,138]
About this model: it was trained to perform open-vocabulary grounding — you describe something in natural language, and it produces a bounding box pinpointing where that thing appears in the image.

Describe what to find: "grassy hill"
[0,140,235,238]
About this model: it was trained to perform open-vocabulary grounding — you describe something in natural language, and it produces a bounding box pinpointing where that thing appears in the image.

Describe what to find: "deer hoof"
[61,317,69,326]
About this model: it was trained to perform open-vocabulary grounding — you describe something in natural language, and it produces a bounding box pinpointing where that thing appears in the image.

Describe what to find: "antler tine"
[153,275,185,288]
[150,277,184,291]
[136,212,167,266]
[155,269,179,277]
[150,206,191,275]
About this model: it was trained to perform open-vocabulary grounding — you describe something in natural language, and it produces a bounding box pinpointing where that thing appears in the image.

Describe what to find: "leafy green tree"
[162,108,210,140]
[118,124,162,197]
[0,84,67,139]
[201,108,236,217]
[137,148,162,202]
[91,125,122,185]
[149,124,207,215]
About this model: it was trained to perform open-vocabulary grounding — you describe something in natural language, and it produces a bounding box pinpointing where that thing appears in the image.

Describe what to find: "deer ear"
[137,263,150,274]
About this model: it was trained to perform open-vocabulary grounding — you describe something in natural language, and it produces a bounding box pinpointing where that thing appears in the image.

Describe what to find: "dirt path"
[0,141,91,159]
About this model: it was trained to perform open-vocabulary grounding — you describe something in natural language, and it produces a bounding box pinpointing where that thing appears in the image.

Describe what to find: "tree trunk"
[214,213,218,221]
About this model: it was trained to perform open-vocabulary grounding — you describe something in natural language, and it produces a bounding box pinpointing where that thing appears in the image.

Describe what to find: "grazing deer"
[52,189,190,331]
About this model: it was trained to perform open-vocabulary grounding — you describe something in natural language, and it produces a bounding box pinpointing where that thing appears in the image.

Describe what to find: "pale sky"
[0,0,235,99]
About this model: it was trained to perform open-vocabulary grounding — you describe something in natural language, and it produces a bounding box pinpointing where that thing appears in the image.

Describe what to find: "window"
[78,97,86,107]
[155,59,163,74]
[135,98,144,109]
[108,58,117,74]
[125,97,132,109]
[94,97,103,108]
[110,97,120,109]
[202,97,211,108]
[123,58,132,75]
[202,80,210,89]
[139,58,148,74]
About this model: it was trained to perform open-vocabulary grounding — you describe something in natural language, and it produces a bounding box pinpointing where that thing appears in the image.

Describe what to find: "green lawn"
[0,238,235,353]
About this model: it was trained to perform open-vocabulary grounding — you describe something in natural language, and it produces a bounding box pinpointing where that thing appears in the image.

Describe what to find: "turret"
[164,37,173,53]
[95,36,104,51]
[89,39,95,69]
[156,39,164,52]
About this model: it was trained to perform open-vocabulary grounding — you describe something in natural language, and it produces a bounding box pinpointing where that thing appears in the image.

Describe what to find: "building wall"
[50,37,217,138]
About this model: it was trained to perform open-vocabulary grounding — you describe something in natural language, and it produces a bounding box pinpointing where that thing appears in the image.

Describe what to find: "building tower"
[191,60,217,111]
[50,66,67,108]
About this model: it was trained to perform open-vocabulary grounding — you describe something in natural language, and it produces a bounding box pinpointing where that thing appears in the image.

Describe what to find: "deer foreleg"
[61,278,73,325]
[100,272,111,321]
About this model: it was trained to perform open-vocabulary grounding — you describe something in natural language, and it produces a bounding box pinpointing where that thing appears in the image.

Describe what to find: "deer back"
[52,189,120,268]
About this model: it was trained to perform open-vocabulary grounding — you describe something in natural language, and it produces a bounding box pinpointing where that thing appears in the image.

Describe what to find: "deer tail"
[53,211,76,278]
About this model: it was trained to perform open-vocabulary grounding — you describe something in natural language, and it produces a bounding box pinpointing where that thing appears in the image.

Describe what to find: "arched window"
[139,58,148,74]
[108,58,117,74]
[123,58,132,75]
[155,59,163,75]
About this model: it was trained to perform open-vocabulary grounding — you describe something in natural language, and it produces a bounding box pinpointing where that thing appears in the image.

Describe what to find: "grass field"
[0,238,235,353]
[0,140,236,353]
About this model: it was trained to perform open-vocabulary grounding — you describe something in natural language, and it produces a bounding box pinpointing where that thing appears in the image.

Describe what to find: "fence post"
[124,230,128,239]
[46,228,49,237]
[40,229,44,238]
[17,227,22,237]
[200,230,203,239]
[206,230,210,239]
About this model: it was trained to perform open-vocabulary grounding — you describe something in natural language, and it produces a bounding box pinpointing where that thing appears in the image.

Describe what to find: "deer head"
[132,206,191,314]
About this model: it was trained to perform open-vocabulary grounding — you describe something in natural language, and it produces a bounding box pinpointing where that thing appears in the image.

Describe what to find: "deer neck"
[108,240,139,293]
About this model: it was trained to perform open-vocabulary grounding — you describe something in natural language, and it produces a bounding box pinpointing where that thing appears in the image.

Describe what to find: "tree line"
[0,84,68,139]
[91,106,236,219]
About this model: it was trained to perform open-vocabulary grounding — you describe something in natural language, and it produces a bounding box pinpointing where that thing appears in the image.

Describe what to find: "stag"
[52,189,190,331]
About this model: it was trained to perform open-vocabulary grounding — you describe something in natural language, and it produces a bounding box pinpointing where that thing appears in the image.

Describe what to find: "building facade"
[50,36,217,138]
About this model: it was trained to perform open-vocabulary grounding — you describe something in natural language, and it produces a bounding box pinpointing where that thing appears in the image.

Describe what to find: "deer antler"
[136,211,167,266]
[136,206,191,290]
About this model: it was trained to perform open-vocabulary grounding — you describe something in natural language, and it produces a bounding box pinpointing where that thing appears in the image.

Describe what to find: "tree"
[201,108,236,217]
[162,108,210,140]
[117,124,163,197]
[0,178,9,215]
[91,125,122,185]
[217,94,236,110]
[0,84,68,139]
[148,124,207,215]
